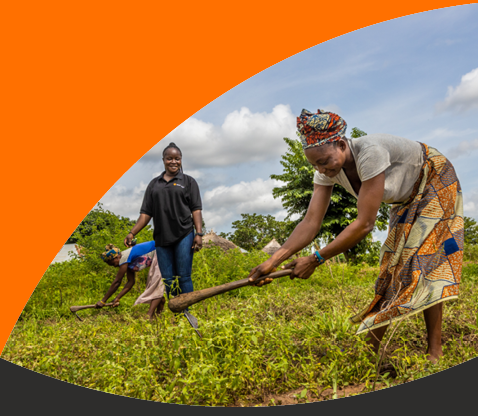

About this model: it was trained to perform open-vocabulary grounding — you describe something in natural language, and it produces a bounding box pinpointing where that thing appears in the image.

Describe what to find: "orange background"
[0,1,470,353]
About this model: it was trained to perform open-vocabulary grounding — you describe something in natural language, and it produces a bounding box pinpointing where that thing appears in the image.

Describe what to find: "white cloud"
[182,169,203,179]
[274,209,289,222]
[420,127,477,142]
[436,67,478,113]
[464,190,478,219]
[372,229,388,245]
[201,178,286,231]
[99,182,148,220]
[99,177,291,234]
[141,105,296,169]
[446,138,478,160]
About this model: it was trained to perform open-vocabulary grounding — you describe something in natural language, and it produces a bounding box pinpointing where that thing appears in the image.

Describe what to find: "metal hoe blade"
[184,310,202,338]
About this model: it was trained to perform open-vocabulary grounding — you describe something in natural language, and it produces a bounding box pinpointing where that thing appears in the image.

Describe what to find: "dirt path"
[229,382,386,406]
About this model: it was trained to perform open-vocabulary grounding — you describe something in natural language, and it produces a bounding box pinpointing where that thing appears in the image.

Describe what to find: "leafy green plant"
[4,244,478,406]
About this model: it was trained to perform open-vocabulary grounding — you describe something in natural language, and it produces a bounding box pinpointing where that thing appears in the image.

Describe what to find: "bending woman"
[96,241,166,319]
[248,108,463,363]
[124,142,203,314]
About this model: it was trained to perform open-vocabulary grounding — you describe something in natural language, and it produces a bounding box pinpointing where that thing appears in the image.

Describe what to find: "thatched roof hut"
[202,231,238,252]
[262,238,281,256]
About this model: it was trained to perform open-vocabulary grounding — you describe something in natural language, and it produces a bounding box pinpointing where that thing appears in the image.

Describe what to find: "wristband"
[99,300,105,305]
[128,231,135,237]
[314,251,325,265]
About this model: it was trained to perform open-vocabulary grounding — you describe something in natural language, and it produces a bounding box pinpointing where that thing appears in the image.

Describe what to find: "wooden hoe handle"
[167,269,293,313]
[70,303,115,312]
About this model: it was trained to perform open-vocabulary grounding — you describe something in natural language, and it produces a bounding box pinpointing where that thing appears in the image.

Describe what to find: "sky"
[98,5,478,243]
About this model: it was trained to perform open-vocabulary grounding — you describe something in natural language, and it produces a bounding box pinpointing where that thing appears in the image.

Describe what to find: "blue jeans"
[155,231,195,309]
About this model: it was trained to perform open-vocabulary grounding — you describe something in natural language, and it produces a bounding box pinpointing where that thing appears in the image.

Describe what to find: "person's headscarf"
[297,109,347,150]
[101,244,121,262]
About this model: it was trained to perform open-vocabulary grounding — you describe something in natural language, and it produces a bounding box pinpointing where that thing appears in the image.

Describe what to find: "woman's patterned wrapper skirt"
[351,143,464,334]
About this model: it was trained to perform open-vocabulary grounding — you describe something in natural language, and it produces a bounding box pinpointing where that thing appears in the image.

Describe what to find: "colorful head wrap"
[297,109,347,150]
[101,244,121,262]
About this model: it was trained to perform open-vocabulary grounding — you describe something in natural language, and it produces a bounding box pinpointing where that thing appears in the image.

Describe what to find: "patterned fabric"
[119,241,156,266]
[134,251,165,305]
[297,108,347,150]
[128,255,153,272]
[101,244,121,262]
[351,143,464,334]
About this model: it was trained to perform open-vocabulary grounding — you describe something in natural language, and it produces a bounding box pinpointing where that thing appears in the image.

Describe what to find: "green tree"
[270,129,390,264]
[464,216,478,246]
[66,202,138,244]
[219,213,293,252]
[68,203,154,272]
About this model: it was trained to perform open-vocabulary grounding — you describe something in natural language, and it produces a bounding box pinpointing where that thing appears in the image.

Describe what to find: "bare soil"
[228,382,391,407]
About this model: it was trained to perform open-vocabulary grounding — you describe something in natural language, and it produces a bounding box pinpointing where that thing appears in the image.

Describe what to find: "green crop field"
[2,243,478,406]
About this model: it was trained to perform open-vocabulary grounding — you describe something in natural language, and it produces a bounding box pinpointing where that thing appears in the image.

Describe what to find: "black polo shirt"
[140,171,202,247]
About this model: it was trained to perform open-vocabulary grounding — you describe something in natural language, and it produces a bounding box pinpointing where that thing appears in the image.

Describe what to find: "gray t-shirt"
[313,134,424,204]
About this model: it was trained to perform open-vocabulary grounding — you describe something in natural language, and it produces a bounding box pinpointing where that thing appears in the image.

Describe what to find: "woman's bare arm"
[271,184,333,265]
[192,210,202,234]
[125,213,152,247]
[318,172,385,261]
[191,210,203,251]
[248,184,333,282]
[96,263,128,307]
[112,268,136,305]
[281,172,385,280]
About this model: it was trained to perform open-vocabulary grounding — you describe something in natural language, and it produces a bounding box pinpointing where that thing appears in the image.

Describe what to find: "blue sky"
[99,5,478,242]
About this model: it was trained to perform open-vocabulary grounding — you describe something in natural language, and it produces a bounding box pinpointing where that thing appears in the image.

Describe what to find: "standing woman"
[248,109,463,363]
[124,142,204,315]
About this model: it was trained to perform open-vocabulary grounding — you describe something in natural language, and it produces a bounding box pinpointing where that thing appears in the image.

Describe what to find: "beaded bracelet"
[314,250,326,265]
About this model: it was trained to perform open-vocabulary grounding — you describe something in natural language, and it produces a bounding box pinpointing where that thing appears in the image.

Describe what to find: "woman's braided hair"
[162,142,183,172]
[162,142,182,157]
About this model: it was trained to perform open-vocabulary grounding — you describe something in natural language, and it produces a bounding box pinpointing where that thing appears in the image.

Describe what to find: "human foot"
[425,348,443,363]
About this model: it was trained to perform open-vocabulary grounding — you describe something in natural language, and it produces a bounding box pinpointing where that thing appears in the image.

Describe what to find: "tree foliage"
[270,129,390,264]
[464,216,478,246]
[66,202,138,244]
[219,213,293,252]
[68,203,154,272]
[463,216,478,262]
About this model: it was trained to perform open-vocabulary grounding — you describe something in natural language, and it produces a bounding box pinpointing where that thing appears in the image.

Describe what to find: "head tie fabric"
[101,244,121,262]
[297,108,347,150]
